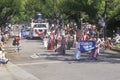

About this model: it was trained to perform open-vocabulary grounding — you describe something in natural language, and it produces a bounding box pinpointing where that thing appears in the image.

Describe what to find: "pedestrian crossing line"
[16,61,63,66]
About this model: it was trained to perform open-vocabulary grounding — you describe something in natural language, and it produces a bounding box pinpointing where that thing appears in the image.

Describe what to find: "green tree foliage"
[56,0,102,23]
[0,0,120,28]
[25,0,41,18]
[0,0,26,27]
[57,0,120,26]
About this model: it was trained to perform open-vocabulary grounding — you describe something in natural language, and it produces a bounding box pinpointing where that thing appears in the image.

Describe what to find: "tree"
[0,0,26,27]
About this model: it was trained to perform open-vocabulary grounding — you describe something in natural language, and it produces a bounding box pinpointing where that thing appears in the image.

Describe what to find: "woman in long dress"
[89,38,101,60]
[47,36,54,50]
[74,38,81,60]
[56,35,66,55]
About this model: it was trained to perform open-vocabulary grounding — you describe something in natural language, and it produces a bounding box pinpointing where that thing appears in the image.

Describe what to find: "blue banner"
[80,40,95,52]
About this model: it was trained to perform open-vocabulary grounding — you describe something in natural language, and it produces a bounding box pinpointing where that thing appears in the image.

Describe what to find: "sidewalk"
[0,62,40,80]
[0,64,15,80]
[104,47,120,55]
[0,38,40,80]
[111,48,120,52]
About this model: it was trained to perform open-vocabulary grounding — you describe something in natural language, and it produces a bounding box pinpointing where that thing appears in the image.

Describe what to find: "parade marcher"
[12,35,20,52]
[29,27,33,39]
[89,38,101,60]
[74,38,81,60]
[54,30,58,50]
[43,36,48,48]
[13,36,20,46]
[83,33,90,40]
[55,35,66,55]
[66,33,70,49]
[76,28,84,40]
[47,35,54,50]
[73,31,77,48]
[65,24,70,33]
[20,26,26,39]
[66,34,74,50]
[60,27,65,36]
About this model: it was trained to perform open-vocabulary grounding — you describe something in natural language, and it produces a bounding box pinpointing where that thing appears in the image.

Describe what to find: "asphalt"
[0,37,120,80]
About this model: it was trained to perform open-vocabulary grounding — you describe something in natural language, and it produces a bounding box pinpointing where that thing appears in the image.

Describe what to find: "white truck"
[29,22,49,39]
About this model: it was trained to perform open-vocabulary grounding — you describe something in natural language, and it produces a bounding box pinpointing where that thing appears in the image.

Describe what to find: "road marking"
[30,53,65,59]
[30,54,39,58]
[16,61,63,66]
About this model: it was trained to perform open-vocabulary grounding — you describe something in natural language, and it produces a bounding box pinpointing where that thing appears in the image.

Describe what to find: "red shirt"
[15,36,20,41]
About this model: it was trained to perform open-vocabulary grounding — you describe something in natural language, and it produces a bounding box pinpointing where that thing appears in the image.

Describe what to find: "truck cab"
[29,22,49,39]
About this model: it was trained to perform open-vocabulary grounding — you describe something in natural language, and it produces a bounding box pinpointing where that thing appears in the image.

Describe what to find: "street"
[0,1,120,80]
[2,36,120,80]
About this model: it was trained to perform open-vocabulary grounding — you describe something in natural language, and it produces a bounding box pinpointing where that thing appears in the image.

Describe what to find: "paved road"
[3,37,120,80]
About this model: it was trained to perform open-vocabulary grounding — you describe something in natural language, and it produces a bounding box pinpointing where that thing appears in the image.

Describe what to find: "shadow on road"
[26,37,43,40]
[38,50,120,64]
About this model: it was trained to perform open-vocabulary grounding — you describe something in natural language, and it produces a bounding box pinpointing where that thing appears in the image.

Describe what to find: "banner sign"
[80,40,95,52]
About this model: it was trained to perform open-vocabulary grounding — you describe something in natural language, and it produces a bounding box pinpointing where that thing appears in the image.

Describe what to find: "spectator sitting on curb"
[0,41,9,64]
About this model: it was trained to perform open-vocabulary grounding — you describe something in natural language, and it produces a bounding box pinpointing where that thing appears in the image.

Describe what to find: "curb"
[111,48,120,53]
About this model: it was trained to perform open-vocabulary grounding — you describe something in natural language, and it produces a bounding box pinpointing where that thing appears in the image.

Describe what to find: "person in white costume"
[43,36,48,48]
[74,38,81,60]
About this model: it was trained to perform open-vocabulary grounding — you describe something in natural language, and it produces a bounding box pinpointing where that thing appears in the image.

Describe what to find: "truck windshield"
[34,24,46,28]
